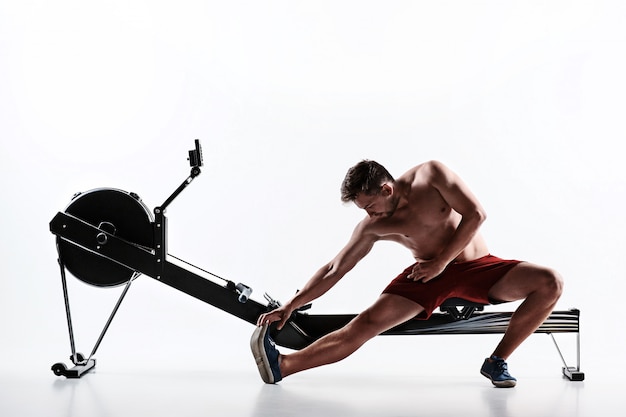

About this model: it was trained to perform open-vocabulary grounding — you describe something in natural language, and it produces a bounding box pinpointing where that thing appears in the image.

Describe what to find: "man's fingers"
[257,310,288,327]
[257,313,274,326]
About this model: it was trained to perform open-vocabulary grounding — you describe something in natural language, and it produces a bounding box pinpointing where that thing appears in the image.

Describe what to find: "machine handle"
[235,283,252,303]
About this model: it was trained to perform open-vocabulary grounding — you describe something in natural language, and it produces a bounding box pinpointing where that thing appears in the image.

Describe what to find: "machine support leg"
[58,258,78,363]
[88,273,137,361]
[52,267,138,378]
[549,332,584,381]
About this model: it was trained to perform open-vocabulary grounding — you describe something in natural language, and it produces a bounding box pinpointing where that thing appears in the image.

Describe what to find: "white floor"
[2,278,620,417]
[0,349,620,417]
[1,279,621,417]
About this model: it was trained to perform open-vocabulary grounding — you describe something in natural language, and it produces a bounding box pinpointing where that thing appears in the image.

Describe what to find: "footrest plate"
[563,366,585,381]
[51,359,96,378]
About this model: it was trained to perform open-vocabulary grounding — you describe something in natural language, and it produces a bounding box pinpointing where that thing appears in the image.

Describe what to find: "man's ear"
[381,183,393,197]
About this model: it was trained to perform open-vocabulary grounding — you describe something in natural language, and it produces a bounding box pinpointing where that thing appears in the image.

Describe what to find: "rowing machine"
[49,140,583,381]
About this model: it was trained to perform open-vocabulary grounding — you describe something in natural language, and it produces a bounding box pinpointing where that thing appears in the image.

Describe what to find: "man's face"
[353,184,398,218]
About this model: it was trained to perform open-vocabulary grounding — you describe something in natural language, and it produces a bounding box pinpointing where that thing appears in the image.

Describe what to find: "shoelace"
[494,360,511,375]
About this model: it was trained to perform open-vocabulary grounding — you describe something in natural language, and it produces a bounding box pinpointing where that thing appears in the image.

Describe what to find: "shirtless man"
[251,160,563,387]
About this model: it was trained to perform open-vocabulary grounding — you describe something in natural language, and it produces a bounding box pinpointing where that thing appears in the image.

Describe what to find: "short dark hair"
[340,160,394,202]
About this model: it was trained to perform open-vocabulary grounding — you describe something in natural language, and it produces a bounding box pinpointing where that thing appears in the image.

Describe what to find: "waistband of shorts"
[450,253,495,264]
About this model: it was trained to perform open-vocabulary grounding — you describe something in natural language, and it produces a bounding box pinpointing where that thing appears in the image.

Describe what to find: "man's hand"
[256,304,295,330]
[407,258,447,283]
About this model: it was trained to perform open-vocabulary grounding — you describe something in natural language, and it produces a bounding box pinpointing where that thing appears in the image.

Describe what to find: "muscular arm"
[257,222,377,329]
[410,161,487,281]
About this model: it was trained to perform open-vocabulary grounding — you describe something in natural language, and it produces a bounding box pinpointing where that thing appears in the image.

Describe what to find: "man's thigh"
[353,293,425,335]
[487,262,556,302]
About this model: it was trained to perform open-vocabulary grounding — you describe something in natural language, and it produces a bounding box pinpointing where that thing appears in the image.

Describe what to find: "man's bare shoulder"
[352,214,382,238]
[396,160,449,187]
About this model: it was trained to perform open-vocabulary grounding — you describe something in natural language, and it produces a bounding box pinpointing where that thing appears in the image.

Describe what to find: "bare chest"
[375,187,459,257]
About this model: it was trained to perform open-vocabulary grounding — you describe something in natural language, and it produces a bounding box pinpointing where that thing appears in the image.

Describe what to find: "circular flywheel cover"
[57,188,154,287]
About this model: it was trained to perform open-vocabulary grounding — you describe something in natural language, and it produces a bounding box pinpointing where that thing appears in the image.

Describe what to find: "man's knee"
[539,267,564,300]
[349,309,384,338]
[348,305,404,340]
[346,294,424,339]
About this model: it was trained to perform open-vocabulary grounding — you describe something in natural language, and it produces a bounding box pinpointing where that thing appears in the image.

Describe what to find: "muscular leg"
[279,294,424,378]
[488,262,564,359]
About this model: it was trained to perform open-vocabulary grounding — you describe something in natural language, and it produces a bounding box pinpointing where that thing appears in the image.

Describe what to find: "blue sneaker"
[480,355,517,388]
[250,324,282,384]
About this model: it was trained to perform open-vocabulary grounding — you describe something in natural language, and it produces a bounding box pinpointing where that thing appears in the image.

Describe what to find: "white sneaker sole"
[250,325,275,384]
[481,370,517,388]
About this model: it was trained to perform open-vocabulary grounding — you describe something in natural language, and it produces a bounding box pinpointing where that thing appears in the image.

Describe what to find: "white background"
[1,0,624,389]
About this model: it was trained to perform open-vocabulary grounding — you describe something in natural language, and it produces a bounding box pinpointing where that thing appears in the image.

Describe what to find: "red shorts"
[382,254,522,319]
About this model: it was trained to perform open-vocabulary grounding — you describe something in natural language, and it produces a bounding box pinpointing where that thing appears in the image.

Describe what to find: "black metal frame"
[49,140,584,381]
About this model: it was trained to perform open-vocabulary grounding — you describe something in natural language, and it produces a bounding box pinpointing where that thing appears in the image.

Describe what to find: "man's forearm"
[287,264,343,310]
[437,211,486,264]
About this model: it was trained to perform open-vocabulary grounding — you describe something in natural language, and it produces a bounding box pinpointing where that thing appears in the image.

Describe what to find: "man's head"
[341,160,398,217]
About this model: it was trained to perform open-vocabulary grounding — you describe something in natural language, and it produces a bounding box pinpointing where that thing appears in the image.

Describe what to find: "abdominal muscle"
[387,226,489,264]
[447,233,489,263]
